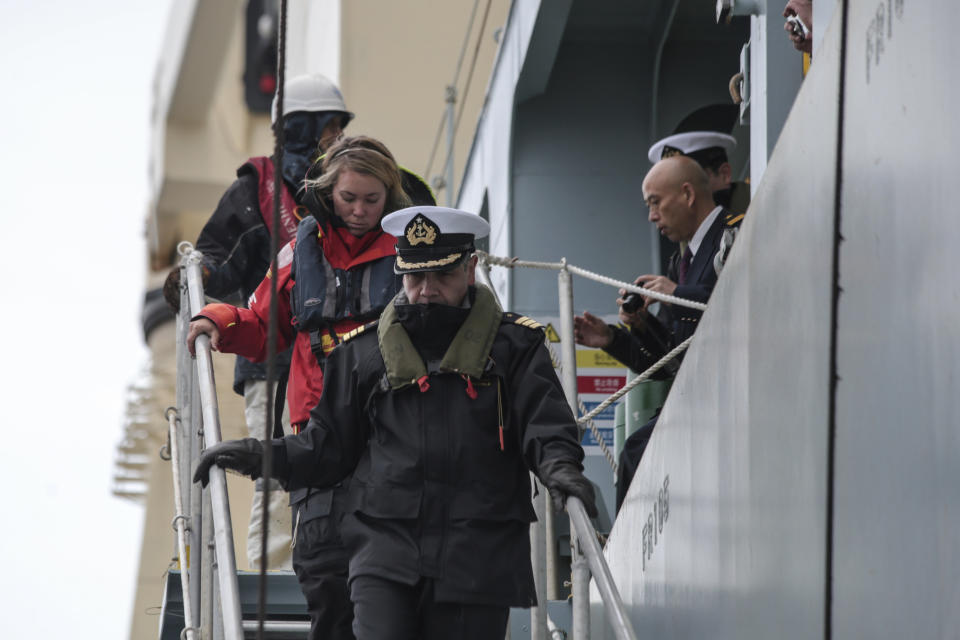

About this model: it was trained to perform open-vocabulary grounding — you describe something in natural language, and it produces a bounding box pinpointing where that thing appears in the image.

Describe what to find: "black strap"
[272,369,288,439]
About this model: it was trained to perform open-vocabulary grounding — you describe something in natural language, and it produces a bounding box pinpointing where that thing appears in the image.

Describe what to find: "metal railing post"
[567,498,638,640]
[175,257,204,632]
[570,525,591,639]
[190,365,205,639]
[556,260,579,601]
[201,489,214,640]
[182,246,244,640]
[444,84,456,206]
[166,406,198,640]
[530,475,549,640]
[546,258,582,600]
[557,259,580,422]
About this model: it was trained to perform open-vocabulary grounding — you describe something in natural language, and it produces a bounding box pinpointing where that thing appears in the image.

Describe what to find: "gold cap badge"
[405,214,438,246]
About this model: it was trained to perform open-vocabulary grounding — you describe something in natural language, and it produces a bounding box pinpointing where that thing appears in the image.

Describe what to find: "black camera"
[620,290,645,313]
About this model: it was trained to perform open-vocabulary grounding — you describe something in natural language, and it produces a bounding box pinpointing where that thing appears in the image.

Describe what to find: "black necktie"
[677,246,693,285]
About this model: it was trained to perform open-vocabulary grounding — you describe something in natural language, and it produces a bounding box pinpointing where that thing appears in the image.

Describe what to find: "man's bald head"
[642,155,718,243]
[643,155,712,200]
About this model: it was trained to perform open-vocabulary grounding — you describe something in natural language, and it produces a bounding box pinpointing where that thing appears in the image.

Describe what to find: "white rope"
[478,251,565,271]
[565,264,707,311]
[476,251,707,311]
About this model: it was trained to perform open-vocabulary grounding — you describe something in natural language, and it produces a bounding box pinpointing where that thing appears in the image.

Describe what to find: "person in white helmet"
[162,73,353,574]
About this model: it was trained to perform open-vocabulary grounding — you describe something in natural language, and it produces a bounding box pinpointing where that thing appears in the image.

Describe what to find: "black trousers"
[350,575,510,640]
[616,414,658,512]
[292,516,355,640]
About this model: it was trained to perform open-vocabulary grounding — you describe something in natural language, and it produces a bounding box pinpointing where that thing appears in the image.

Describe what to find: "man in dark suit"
[574,155,743,510]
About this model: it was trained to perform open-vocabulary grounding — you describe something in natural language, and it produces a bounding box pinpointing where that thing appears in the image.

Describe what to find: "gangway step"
[241,619,310,638]
[160,571,576,639]
[160,570,310,639]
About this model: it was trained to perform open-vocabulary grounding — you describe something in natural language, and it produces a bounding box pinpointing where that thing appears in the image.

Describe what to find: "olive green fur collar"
[377,285,502,389]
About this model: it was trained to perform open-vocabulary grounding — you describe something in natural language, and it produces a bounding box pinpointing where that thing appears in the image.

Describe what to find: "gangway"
[157,241,710,639]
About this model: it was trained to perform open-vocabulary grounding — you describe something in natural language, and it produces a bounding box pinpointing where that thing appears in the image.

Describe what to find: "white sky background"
[0,1,173,637]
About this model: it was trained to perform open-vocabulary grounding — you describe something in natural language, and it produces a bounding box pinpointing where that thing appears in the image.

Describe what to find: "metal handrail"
[181,245,245,640]
[165,406,198,640]
[175,278,205,633]
[567,497,638,640]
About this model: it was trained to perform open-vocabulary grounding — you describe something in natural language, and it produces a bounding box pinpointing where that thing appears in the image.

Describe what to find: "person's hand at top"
[574,311,613,349]
[783,0,813,54]
[187,317,220,356]
[634,274,677,306]
[616,277,651,330]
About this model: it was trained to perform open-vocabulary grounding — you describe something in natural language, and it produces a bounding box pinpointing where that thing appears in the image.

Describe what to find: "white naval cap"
[381,206,490,274]
[647,131,737,164]
[647,103,740,164]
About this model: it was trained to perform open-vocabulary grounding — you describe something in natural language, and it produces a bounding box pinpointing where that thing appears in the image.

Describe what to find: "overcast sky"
[0,1,172,637]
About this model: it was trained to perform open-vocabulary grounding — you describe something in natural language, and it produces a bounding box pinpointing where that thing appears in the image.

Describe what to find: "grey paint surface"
[591,7,843,639]
[833,1,960,637]
[512,38,652,317]
[511,29,746,317]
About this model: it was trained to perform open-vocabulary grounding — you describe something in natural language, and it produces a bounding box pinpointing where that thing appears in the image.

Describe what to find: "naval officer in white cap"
[648,103,749,215]
[194,207,596,640]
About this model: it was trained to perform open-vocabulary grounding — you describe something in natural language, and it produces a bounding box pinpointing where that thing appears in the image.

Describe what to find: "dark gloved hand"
[193,438,264,487]
[162,268,182,313]
[539,459,598,518]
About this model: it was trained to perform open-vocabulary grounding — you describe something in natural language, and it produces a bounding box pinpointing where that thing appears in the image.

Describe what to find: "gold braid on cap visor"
[661,146,685,159]
[396,252,463,270]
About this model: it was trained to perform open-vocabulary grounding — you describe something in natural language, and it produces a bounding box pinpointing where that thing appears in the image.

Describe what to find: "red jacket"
[200,222,398,426]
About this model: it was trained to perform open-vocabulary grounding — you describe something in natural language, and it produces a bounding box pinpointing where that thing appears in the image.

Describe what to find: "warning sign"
[577,376,626,394]
[576,349,626,369]
[535,315,627,455]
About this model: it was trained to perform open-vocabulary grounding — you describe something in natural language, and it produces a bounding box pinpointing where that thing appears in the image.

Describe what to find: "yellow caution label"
[544,323,561,343]
[576,349,627,369]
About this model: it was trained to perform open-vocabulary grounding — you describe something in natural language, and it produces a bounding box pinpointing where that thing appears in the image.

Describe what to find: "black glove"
[163,266,211,313]
[193,438,264,487]
[162,268,182,313]
[539,459,598,518]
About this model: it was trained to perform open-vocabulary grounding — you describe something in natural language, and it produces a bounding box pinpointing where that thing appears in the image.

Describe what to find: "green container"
[624,377,672,438]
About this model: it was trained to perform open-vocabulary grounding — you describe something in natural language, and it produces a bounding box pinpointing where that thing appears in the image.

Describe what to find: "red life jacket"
[245,156,300,245]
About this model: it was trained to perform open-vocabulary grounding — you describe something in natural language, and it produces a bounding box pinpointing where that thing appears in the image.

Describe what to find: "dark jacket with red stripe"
[195,156,301,393]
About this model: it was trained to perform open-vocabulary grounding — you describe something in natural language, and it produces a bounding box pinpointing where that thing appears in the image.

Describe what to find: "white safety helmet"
[270,73,354,125]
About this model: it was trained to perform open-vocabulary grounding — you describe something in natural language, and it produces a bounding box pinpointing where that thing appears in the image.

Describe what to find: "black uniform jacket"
[271,289,584,607]
[605,208,743,375]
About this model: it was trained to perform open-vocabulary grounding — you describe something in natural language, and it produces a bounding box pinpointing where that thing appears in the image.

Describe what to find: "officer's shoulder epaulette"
[502,312,544,331]
[724,211,745,227]
[341,320,379,343]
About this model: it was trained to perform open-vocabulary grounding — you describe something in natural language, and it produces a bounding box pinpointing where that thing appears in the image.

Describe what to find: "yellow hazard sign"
[576,349,626,369]
[544,323,561,343]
